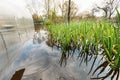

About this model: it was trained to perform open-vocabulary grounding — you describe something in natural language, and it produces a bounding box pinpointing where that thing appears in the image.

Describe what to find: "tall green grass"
[47,18,120,80]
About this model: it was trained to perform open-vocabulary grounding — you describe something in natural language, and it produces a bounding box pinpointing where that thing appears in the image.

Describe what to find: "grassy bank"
[47,20,120,80]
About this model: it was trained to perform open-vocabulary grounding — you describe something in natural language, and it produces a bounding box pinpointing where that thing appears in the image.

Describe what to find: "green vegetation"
[47,18,120,80]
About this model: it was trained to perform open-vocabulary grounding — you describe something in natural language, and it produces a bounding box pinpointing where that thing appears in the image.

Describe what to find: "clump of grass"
[47,18,120,80]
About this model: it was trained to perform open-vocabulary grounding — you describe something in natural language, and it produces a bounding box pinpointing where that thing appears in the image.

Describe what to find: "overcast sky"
[65,0,102,12]
[0,0,31,18]
[0,0,119,18]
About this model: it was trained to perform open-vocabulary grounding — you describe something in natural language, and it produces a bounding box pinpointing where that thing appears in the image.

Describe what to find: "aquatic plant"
[47,12,120,79]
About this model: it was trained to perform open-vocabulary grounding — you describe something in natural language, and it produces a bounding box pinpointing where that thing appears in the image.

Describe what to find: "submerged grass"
[47,19,120,80]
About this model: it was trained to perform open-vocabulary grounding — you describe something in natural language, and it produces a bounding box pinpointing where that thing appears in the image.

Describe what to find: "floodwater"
[0,30,94,80]
[0,29,114,80]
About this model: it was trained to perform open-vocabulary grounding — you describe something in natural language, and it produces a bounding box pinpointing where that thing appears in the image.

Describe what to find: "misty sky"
[0,0,31,18]
[0,0,120,18]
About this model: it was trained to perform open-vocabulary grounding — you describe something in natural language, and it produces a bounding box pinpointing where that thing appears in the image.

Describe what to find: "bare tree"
[44,0,51,19]
[94,0,120,19]
[68,0,71,23]
[91,8,99,17]
[58,0,64,18]
[26,0,42,24]
[59,0,78,22]
[26,0,41,15]
[44,0,58,19]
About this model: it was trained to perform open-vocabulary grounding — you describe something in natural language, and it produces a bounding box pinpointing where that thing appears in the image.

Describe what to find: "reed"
[47,17,120,80]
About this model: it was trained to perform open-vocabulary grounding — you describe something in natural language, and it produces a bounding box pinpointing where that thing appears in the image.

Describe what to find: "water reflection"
[1,18,115,80]
[0,17,34,79]
[33,30,48,44]
[1,16,118,80]
[0,26,116,80]
[1,29,94,80]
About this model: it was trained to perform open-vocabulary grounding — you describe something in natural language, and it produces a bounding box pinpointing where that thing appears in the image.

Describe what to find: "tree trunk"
[68,0,71,24]
[47,0,50,19]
